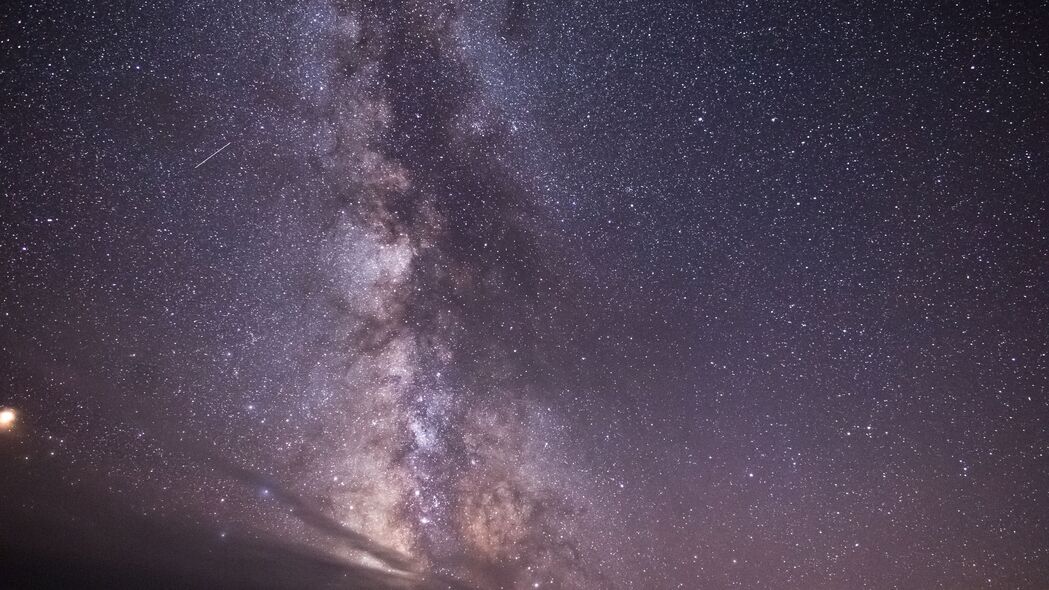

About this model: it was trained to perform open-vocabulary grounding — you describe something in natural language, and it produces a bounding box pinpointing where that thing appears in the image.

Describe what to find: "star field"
[1,1,1047,589]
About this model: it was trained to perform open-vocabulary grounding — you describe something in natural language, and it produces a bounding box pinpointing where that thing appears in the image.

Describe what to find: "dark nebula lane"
[2,1,1048,589]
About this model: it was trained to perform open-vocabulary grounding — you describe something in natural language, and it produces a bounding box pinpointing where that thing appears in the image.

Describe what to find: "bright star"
[0,408,16,431]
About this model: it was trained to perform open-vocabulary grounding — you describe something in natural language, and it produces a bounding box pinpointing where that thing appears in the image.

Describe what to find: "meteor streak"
[194,141,231,169]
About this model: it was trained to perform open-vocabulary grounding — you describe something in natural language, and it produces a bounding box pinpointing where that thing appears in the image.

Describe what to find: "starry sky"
[1,1,1048,589]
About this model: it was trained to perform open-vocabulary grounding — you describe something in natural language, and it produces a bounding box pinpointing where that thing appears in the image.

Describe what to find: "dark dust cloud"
[1,1,1048,589]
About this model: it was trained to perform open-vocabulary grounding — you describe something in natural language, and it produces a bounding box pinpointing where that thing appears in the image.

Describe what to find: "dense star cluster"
[1,1,1047,589]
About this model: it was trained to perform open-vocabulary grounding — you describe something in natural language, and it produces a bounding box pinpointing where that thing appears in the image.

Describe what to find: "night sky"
[2,1,1048,589]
